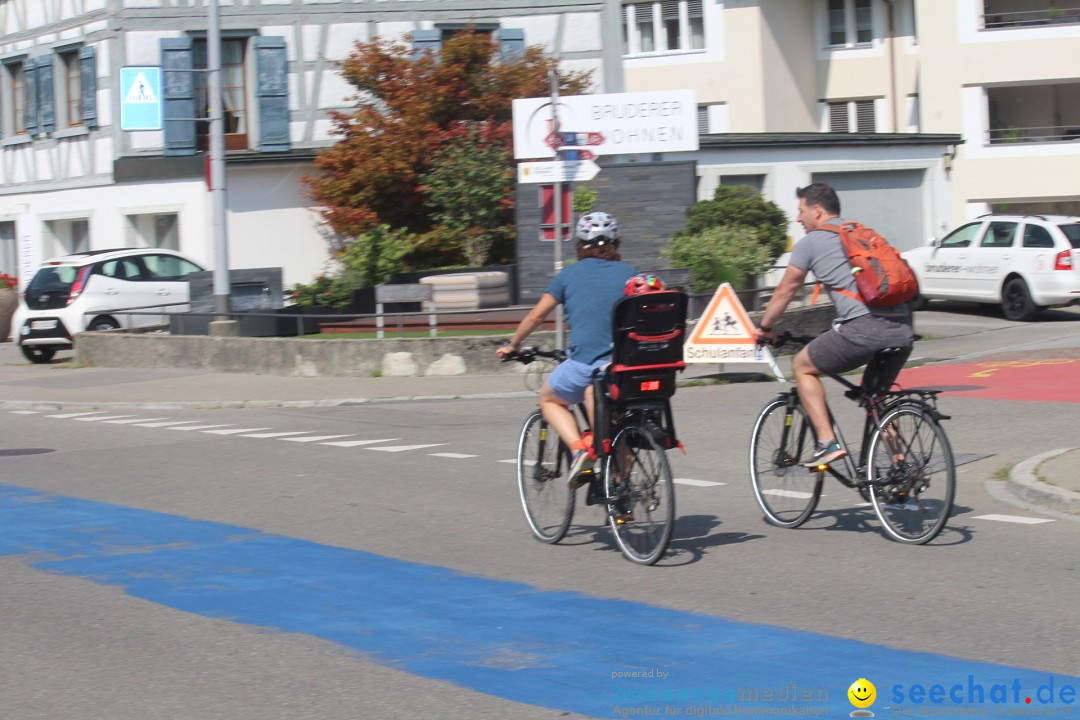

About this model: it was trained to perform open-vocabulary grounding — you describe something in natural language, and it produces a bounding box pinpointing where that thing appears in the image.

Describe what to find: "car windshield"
[1057,224,1080,249]
[26,265,80,294]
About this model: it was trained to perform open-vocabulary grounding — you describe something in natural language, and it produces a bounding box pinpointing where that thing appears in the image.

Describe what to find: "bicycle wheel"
[866,405,955,544]
[749,397,823,528]
[517,410,575,543]
[604,422,676,565]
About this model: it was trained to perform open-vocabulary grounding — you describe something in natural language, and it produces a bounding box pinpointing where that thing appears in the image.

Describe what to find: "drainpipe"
[884,0,899,133]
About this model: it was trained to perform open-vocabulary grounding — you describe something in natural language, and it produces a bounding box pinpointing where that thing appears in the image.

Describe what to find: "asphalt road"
[2,304,1079,719]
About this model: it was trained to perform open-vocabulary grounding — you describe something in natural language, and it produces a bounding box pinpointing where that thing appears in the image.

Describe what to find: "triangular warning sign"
[125,73,157,104]
[687,282,757,345]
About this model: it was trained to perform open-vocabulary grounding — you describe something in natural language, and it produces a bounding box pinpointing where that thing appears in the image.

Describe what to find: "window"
[828,0,873,47]
[58,49,83,127]
[980,221,1017,248]
[162,36,289,155]
[140,253,202,281]
[4,60,29,136]
[46,218,89,256]
[0,221,16,279]
[623,1,705,56]
[194,38,249,150]
[126,213,180,251]
[1022,224,1055,249]
[827,99,876,133]
[410,28,525,62]
[940,223,981,249]
[539,185,572,241]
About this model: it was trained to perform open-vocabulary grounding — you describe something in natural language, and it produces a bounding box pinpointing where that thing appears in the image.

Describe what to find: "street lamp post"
[208,0,231,325]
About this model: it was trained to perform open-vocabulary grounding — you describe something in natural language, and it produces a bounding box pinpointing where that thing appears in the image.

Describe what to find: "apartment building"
[619,0,1078,244]
[0,0,623,286]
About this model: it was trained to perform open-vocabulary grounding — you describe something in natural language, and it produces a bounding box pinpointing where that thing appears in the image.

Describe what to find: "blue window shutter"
[161,37,196,156]
[254,36,290,153]
[495,29,525,62]
[79,46,97,128]
[411,29,443,59]
[38,55,55,133]
[24,60,39,137]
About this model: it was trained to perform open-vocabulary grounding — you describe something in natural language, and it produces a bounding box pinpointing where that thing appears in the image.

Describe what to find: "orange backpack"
[818,222,919,308]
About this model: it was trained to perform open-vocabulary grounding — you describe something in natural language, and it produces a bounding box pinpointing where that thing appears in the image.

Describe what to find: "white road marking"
[135,420,205,428]
[429,453,478,459]
[202,427,272,435]
[366,444,446,453]
[73,415,138,422]
[105,417,168,424]
[674,478,726,487]
[48,411,109,419]
[322,438,400,447]
[242,431,313,439]
[972,514,1054,525]
[168,424,233,431]
[762,488,815,499]
[281,435,355,443]
[10,410,38,415]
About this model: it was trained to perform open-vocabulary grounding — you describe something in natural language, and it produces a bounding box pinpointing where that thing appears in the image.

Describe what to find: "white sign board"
[517,160,601,184]
[684,283,783,380]
[512,89,698,160]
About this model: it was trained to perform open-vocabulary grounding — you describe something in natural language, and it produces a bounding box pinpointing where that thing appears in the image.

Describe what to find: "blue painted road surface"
[1,484,1076,718]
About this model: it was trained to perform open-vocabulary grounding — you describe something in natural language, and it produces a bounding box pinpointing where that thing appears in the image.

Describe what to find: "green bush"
[339,225,414,288]
[288,272,353,310]
[662,225,773,293]
[676,185,789,261]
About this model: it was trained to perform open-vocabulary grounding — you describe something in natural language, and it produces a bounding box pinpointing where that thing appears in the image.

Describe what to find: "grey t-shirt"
[789,218,908,323]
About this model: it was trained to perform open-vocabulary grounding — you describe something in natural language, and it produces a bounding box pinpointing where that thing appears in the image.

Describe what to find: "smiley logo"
[848,678,876,709]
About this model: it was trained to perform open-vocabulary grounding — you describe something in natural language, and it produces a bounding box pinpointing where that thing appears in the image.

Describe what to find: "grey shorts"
[807,313,914,392]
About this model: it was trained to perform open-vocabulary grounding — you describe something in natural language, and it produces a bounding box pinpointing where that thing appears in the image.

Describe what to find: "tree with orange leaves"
[304,31,591,269]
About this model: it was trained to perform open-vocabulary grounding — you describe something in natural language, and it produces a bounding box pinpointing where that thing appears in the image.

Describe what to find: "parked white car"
[901,215,1080,321]
[13,248,204,363]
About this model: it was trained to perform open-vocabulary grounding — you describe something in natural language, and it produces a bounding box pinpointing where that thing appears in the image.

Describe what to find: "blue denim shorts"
[547,357,609,404]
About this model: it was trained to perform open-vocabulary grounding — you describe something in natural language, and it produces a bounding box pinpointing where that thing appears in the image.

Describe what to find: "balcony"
[986,82,1080,144]
[982,1,1080,29]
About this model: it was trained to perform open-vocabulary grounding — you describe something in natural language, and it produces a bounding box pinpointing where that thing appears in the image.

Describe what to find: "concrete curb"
[1007,447,1080,516]
[0,390,539,412]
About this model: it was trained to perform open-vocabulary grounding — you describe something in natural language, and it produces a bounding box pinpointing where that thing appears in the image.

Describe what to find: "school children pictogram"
[683,282,784,380]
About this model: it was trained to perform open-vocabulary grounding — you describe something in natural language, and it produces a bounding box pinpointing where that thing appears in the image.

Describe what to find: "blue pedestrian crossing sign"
[120,66,163,131]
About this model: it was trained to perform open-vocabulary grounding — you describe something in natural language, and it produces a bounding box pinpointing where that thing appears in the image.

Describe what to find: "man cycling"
[497,212,638,486]
[753,183,915,466]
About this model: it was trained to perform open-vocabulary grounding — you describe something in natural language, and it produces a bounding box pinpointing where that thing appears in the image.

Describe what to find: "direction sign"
[517,160,601,184]
[545,131,605,151]
[119,66,163,131]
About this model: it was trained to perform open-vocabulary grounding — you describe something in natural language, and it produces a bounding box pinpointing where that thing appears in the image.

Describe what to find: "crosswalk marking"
[429,453,478,459]
[48,411,108,419]
[972,514,1054,525]
[366,444,446,453]
[9,410,38,415]
[281,435,354,443]
[135,420,204,428]
[105,417,168,424]
[73,415,138,422]
[168,424,232,431]
[322,438,400,447]
[242,431,312,439]
[202,428,272,435]
[674,478,725,487]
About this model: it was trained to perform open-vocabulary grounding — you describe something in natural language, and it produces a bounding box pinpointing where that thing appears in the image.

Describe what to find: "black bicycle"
[749,333,956,544]
[503,346,678,565]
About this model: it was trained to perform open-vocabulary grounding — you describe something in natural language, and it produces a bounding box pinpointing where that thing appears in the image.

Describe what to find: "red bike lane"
[896,348,1080,403]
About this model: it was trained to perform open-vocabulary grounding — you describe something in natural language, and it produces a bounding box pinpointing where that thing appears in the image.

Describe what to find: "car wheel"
[21,345,57,364]
[1001,278,1038,322]
[88,317,120,332]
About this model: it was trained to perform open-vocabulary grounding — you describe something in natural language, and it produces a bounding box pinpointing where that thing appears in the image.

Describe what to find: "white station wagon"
[901,215,1080,321]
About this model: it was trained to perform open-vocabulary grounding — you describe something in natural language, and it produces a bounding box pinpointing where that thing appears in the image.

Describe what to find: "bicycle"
[503,288,688,565]
[748,332,956,545]
[503,346,679,565]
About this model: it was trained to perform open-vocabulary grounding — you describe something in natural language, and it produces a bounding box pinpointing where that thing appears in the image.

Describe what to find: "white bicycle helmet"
[575,211,619,246]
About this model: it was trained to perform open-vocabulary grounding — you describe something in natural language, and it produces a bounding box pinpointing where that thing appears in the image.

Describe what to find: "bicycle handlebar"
[499,346,567,365]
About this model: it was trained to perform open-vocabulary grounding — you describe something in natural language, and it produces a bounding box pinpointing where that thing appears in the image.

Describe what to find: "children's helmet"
[624,273,665,296]
[575,212,619,246]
